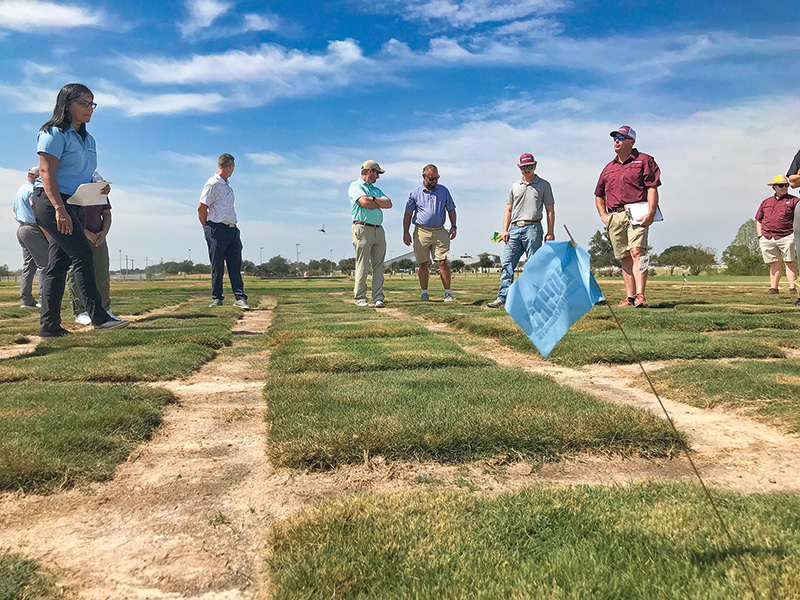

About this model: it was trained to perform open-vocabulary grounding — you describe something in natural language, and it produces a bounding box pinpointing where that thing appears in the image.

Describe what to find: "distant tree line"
[588,218,769,276]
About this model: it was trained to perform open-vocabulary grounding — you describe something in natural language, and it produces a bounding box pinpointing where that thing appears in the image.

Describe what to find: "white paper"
[625,201,663,225]
[66,182,111,206]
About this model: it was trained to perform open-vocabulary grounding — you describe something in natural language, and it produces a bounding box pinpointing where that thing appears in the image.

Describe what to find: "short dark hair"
[218,153,235,168]
[40,83,93,139]
[422,164,438,175]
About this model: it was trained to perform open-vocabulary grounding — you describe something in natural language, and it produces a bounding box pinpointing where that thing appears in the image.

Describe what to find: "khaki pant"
[351,223,386,302]
[413,226,450,263]
[607,211,648,259]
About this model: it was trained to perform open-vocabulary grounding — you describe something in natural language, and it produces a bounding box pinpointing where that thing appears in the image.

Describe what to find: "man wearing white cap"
[755,175,799,296]
[487,153,555,308]
[349,160,393,307]
[594,126,661,308]
[12,166,49,308]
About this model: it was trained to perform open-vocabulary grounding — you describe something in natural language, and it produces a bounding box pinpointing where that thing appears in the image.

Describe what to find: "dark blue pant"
[32,189,111,332]
[204,222,246,302]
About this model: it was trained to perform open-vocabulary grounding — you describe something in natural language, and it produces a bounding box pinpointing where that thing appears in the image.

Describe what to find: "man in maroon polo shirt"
[755,175,799,297]
[594,126,661,308]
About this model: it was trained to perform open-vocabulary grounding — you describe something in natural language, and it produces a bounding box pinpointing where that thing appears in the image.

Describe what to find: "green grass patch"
[0,552,64,600]
[646,359,800,433]
[265,367,683,469]
[0,382,172,492]
[268,335,492,374]
[265,484,800,599]
[0,343,215,382]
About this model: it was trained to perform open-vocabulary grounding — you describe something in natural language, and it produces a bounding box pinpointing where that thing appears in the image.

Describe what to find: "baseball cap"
[769,175,790,186]
[518,153,536,167]
[361,160,385,174]
[28,166,40,176]
[610,126,636,140]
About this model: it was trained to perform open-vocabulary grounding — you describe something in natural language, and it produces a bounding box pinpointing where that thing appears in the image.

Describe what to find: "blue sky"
[1,0,798,270]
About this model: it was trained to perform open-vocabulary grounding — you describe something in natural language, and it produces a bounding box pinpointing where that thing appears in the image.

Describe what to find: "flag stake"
[564,226,760,599]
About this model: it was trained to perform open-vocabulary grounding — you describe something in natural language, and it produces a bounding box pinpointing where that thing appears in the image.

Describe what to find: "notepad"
[66,182,111,206]
[625,201,663,225]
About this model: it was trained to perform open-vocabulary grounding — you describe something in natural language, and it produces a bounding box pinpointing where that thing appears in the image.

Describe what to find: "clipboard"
[66,182,111,206]
[625,201,663,226]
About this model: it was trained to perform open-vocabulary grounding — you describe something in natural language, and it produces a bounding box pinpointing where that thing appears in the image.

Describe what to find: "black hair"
[40,83,93,139]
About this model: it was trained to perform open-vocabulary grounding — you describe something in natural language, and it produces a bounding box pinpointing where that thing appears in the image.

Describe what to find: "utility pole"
[125,255,129,279]
[296,243,300,264]
[260,247,263,265]
[119,250,123,280]
[188,249,191,262]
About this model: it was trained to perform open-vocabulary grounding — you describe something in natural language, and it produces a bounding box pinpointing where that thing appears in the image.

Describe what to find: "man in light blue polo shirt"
[403,164,457,302]
[13,166,49,308]
[348,160,393,307]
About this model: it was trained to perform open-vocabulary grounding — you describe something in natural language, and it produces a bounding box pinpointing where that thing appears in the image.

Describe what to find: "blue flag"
[505,241,605,359]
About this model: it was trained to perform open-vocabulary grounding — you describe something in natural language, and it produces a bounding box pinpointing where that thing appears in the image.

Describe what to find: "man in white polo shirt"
[198,153,249,309]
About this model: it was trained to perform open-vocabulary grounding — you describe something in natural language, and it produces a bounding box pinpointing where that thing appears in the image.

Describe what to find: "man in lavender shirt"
[403,164,457,302]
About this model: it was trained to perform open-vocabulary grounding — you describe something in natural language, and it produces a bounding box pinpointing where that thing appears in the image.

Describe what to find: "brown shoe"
[617,297,635,307]
[634,294,649,308]
[791,288,797,295]
[767,288,779,294]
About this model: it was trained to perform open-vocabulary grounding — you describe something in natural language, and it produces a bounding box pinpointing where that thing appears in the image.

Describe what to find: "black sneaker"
[94,319,130,331]
[39,327,71,338]
[795,298,800,306]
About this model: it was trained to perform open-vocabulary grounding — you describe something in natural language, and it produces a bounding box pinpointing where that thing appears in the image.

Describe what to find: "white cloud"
[123,39,367,85]
[382,0,566,29]
[179,0,232,36]
[242,13,279,33]
[247,152,286,166]
[0,0,103,31]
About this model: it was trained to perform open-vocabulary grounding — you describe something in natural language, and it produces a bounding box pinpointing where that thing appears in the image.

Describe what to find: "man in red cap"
[487,153,555,308]
[755,175,799,297]
[594,126,661,308]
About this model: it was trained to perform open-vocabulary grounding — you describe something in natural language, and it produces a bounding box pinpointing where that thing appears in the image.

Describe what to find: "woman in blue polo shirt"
[32,83,129,337]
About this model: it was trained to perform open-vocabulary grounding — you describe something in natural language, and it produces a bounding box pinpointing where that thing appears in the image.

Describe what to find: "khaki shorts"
[760,234,796,264]
[413,225,450,263]
[607,211,648,259]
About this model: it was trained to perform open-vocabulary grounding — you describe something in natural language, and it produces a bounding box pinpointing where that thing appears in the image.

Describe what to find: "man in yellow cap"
[755,175,799,296]
[349,160,393,307]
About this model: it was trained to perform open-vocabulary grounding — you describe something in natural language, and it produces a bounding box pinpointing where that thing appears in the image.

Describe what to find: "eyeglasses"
[613,135,631,142]
[424,175,439,180]
[75,100,97,110]
[519,165,536,171]
[775,184,789,188]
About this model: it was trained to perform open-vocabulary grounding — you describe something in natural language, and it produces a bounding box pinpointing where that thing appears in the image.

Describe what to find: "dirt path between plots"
[0,299,277,600]
[379,305,800,494]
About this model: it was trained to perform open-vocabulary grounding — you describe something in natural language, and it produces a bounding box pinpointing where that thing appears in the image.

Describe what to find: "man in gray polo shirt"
[487,153,555,308]
[12,166,49,308]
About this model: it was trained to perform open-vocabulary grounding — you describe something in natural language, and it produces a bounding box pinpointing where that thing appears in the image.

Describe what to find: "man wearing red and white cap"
[487,153,555,308]
[594,126,661,308]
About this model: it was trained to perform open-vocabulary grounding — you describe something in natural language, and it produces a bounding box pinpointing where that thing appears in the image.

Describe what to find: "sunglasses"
[775,184,789,188]
[519,165,536,171]
[613,135,632,142]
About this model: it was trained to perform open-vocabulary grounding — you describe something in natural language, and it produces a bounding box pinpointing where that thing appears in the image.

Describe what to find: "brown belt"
[416,225,444,231]
[353,221,381,228]
[512,220,541,227]
[607,206,626,213]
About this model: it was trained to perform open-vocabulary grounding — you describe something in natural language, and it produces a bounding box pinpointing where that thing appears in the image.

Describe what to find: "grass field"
[1,273,799,598]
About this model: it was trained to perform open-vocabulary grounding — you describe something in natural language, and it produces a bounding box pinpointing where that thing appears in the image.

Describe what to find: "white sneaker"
[75,312,92,325]
[444,292,454,302]
[357,299,369,307]
[374,299,385,308]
